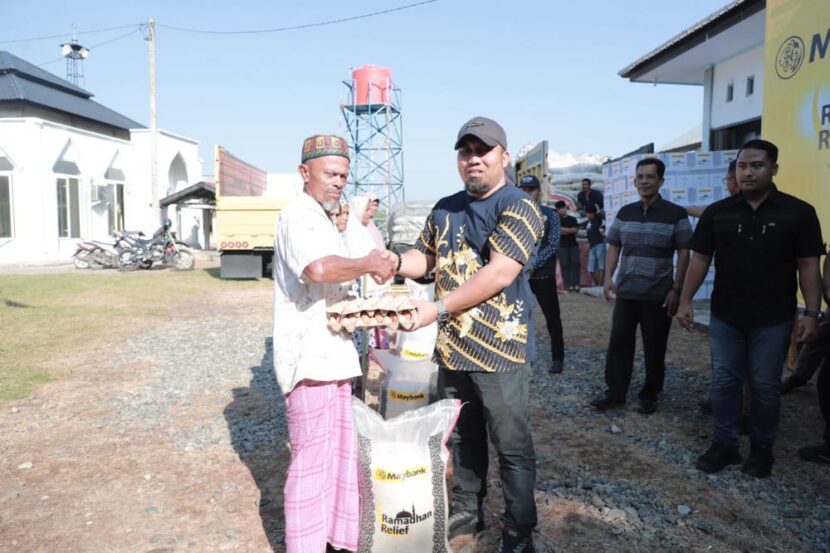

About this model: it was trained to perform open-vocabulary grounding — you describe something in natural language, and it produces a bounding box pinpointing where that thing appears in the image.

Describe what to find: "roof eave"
[619,0,765,81]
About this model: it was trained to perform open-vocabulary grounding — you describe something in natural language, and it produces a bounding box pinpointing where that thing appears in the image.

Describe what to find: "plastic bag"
[372,349,438,420]
[395,279,438,360]
[352,398,461,553]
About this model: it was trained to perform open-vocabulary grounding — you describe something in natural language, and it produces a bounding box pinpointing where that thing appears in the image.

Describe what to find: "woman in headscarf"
[345,193,390,349]
[345,193,385,256]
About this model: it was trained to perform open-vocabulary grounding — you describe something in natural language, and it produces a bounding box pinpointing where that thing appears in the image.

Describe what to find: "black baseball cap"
[519,175,540,189]
[454,116,507,150]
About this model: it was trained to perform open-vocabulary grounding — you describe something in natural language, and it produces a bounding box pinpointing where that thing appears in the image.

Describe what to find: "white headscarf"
[345,193,388,296]
[345,193,384,255]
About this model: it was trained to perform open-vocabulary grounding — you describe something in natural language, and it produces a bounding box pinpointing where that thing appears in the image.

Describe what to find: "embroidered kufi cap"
[301,134,350,163]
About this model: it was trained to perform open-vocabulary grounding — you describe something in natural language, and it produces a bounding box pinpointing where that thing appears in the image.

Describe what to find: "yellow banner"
[763,0,830,244]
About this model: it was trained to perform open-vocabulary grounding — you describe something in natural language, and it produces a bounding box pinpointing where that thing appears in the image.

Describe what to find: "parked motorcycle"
[116,219,195,272]
[72,234,136,269]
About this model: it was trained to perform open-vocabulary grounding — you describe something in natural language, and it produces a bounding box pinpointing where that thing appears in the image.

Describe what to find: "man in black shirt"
[556,200,580,292]
[395,117,543,553]
[577,178,604,213]
[677,139,824,478]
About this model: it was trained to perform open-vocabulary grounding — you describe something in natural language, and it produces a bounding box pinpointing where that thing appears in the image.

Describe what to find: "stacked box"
[602,150,738,301]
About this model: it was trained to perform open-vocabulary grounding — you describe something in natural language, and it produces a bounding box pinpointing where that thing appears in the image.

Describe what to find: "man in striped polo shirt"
[591,157,692,414]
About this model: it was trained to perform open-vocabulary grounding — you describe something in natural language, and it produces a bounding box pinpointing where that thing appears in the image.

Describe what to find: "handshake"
[366,249,400,284]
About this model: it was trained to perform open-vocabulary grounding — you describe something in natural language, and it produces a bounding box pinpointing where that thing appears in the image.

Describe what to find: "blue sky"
[4,0,728,200]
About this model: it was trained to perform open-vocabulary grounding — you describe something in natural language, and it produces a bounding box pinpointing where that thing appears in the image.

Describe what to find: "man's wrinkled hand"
[675,302,694,332]
[367,249,396,284]
[796,316,819,343]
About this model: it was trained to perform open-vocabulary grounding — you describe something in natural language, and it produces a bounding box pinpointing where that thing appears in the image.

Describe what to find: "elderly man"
[273,134,395,552]
[392,117,543,553]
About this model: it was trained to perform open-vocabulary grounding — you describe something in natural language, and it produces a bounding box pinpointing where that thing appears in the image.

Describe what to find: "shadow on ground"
[224,337,289,551]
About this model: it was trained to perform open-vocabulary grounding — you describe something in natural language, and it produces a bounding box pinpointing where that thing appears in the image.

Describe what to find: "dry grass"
[0,265,270,401]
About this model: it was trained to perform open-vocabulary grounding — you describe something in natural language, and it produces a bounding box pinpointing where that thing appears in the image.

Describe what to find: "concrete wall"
[710,45,765,130]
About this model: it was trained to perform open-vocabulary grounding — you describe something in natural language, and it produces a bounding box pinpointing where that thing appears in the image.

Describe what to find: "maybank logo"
[776,27,829,80]
[373,465,428,482]
[776,36,806,79]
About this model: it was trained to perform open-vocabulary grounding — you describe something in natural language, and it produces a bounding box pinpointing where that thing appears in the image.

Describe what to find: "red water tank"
[352,64,392,105]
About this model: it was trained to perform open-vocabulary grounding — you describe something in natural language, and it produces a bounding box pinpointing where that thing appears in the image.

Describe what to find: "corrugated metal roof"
[0,51,90,97]
[0,50,144,130]
[618,0,763,79]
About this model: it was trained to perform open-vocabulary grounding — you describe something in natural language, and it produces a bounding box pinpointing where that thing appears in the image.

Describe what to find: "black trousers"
[605,298,672,402]
[530,276,564,362]
[559,246,580,288]
[438,367,537,532]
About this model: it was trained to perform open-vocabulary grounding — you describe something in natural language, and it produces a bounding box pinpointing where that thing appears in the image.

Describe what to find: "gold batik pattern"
[416,197,543,372]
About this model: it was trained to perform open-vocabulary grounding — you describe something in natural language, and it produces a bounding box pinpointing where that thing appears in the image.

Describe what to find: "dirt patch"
[0,280,827,552]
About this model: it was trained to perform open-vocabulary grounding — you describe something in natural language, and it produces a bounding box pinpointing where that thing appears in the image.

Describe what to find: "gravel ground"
[1,274,828,552]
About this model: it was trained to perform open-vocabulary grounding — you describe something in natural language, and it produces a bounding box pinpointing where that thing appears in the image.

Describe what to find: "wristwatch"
[435,299,450,323]
[804,309,824,320]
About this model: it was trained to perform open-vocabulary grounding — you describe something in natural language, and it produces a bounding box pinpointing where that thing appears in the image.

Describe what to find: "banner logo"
[776,35,806,79]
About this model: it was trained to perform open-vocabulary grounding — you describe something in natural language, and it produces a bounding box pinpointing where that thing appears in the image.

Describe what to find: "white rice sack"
[352,398,461,553]
[372,349,438,420]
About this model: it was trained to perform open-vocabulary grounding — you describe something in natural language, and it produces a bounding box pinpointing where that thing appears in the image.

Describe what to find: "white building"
[0,51,204,263]
[619,0,765,151]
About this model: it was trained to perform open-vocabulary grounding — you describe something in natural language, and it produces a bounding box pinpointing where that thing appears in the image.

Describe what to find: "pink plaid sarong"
[284,379,359,553]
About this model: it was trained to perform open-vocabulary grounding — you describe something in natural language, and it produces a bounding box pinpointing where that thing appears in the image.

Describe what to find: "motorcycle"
[72,233,137,269]
[116,219,195,272]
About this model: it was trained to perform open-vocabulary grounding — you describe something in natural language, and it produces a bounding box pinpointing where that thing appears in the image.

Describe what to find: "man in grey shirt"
[592,157,692,414]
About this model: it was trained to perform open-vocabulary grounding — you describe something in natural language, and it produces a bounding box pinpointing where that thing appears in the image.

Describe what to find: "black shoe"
[549,359,564,374]
[798,442,830,464]
[742,442,774,478]
[636,398,657,414]
[447,509,484,540]
[590,394,625,411]
[696,441,742,473]
[500,527,533,553]
[781,375,807,395]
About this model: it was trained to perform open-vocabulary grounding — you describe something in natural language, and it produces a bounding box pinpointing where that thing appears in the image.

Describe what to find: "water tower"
[340,65,404,234]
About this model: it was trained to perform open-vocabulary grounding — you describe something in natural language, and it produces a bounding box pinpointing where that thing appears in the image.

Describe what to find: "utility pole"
[147,17,160,225]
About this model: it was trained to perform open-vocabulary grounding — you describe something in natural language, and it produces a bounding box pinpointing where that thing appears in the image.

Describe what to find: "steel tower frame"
[340,77,404,235]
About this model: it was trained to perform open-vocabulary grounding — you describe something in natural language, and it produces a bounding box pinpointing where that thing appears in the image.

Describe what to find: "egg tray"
[327,295,419,334]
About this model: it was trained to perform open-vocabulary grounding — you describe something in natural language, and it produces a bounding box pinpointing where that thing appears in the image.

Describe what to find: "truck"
[214,145,292,279]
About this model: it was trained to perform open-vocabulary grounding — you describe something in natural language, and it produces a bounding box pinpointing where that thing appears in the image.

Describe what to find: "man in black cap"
[391,116,543,553]
[519,174,565,374]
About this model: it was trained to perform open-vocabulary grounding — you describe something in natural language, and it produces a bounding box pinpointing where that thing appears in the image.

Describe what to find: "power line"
[157,0,438,35]
[37,28,143,67]
[0,23,140,45]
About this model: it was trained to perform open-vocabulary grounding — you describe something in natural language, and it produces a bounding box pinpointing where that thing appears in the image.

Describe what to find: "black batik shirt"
[415,185,543,373]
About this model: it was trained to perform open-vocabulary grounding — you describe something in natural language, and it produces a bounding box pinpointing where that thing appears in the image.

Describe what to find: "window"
[726,83,734,102]
[746,75,755,96]
[56,177,81,238]
[0,175,11,238]
[106,183,125,236]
